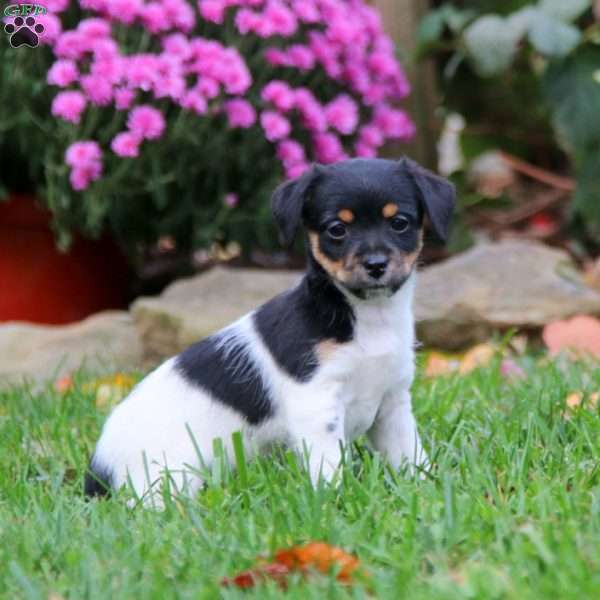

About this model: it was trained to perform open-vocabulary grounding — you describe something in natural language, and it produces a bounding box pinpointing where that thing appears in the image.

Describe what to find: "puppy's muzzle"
[363,254,389,280]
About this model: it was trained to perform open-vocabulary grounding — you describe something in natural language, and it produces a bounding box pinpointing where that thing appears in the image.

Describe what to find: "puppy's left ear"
[271,165,322,248]
[401,157,456,243]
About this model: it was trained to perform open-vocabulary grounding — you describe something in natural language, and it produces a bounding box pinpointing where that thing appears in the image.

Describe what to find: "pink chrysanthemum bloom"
[111,131,141,157]
[354,142,377,158]
[196,77,220,99]
[224,192,239,208]
[294,0,320,24]
[54,31,88,59]
[127,105,166,140]
[181,91,208,115]
[286,162,310,179]
[199,0,227,24]
[325,94,359,135]
[313,132,347,164]
[225,99,257,128]
[114,88,135,110]
[77,18,111,38]
[65,140,102,168]
[359,124,384,148]
[51,91,87,124]
[260,111,291,141]
[261,80,295,112]
[277,139,305,166]
[264,1,298,37]
[47,59,78,87]
[36,13,62,44]
[81,74,113,106]
[69,163,103,191]
[142,3,169,34]
[286,45,315,70]
[373,105,415,139]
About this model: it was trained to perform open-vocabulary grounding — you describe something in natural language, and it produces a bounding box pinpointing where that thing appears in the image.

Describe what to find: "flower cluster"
[36,0,414,194]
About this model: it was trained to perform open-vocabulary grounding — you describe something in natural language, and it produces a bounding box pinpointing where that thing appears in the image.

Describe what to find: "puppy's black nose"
[363,255,389,279]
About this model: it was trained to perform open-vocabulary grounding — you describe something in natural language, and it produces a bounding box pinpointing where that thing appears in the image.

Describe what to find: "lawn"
[1,355,599,599]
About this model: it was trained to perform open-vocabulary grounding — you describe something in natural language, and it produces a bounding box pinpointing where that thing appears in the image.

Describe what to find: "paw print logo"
[4,16,44,48]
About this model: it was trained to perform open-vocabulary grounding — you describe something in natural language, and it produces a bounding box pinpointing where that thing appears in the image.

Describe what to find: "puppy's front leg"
[368,388,429,474]
[286,387,345,484]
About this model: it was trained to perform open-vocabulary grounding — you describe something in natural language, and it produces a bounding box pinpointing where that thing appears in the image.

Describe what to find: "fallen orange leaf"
[54,375,73,393]
[424,352,461,377]
[221,542,362,589]
[459,343,496,375]
[563,391,599,419]
[543,315,600,358]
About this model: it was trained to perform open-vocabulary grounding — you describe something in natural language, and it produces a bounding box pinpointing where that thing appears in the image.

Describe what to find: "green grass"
[1,356,599,599]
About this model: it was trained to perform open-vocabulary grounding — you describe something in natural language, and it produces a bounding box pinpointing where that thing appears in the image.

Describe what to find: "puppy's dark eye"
[390,216,410,234]
[326,221,347,240]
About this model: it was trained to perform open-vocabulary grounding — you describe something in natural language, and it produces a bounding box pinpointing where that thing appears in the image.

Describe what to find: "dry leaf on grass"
[563,391,599,419]
[543,315,600,358]
[221,542,362,589]
[54,373,137,408]
[424,343,498,378]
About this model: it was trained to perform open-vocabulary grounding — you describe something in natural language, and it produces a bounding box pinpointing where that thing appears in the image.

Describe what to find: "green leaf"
[542,46,600,151]
[529,12,582,57]
[538,0,591,22]
[417,11,446,48]
[573,151,600,223]
[463,15,522,76]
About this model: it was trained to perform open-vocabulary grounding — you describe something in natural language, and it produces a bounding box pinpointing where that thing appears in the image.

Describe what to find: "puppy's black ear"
[271,166,321,247]
[402,157,456,243]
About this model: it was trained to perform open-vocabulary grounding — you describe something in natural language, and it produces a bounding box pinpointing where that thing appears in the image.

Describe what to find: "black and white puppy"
[85,157,455,503]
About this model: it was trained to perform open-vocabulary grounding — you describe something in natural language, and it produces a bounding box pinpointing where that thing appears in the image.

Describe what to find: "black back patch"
[254,269,355,382]
[84,458,112,498]
[175,329,273,425]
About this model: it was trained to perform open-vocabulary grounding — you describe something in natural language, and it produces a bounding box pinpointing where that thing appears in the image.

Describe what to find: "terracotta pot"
[0,195,128,325]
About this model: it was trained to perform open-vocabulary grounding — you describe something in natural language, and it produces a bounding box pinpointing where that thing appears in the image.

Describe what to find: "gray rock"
[415,239,600,349]
[0,311,142,387]
[132,267,301,362]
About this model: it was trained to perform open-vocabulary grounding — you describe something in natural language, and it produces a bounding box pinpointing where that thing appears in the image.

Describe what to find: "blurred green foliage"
[418,0,600,242]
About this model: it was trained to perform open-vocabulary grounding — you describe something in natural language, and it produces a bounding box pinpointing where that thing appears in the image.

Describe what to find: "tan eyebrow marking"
[382,203,399,218]
[337,209,355,223]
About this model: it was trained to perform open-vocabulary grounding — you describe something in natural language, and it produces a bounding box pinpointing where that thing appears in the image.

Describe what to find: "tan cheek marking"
[307,231,348,281]
[382,203,399,218]
[337,209,355,223]
[403,229,424,271]
[316,339,342,364]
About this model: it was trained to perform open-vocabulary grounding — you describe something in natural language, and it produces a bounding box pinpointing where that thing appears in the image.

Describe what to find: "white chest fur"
[316,275,417,439]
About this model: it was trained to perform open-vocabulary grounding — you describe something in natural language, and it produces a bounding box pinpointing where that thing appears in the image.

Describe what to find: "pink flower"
[111,132,141,157]
[154,75,185,100]
[224,193,239,208]
[277,139,305,166]
[367,51,398,78]
[127,105,166,140]
[325,94,359,135]
[91,38,119,60]
[354,142,377,158]
[181,91,208,115]
[220,51,252,94]
[287,45,315,70]
[51,91,87,124]
[373,105,415,139]
[295,88,327,132]
[90,56,123,84]
[37,14,61,44]
[261,80,295,112]
[285,162,310,179]
[65,140,103,190]
[294,0,320,23]
[225,99,256,128]
[199,0,227,24]
[125,54,158,91]
[114,88,135,110]
[69,163,102,191]
[260,111,291,141]
[38,0,70,12]
[359,125,384,148]
[264,1,298,37]
[313,132,346,164]
[264,48,291,67]
[65,141,102,168]
[47,59,78,87]
[235,9,260,34]
[196,77,220,99]
[106,0,142,24]
[54,31,88,59]
[162,33,191,58]
[142,3,169,34]
[77,18,111,39]
[165,0,195,32]
[80,74,113,106]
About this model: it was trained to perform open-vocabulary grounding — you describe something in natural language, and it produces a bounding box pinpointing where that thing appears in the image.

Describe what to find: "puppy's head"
[271,157,455,299]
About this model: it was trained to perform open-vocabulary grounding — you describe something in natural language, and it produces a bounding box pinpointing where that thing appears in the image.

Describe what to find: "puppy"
[85,157,455,503]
